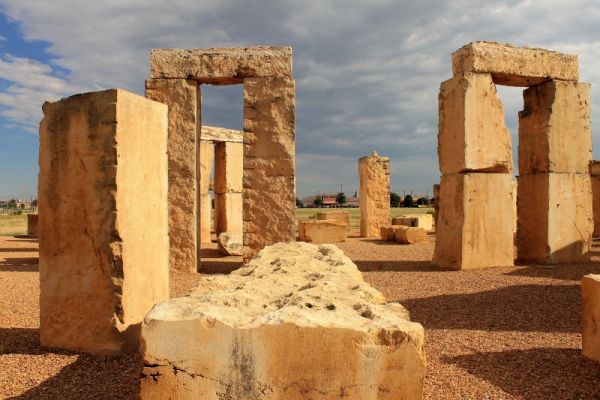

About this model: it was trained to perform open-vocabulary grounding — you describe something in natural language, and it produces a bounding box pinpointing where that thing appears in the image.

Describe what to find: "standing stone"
[438,72,513,175]
[199,140,214,244]
[146,79,200,272]
[433,183,440,228]
[590,161,600,237]
[517,173,592,263]
[243,77,296,260]
[582,274,600,362]
[38,89,169,355]
[434,173,514,269]
[140,242,425,399]
[359,151,390,238]
[27,213,38,238]
[214,141,243,235]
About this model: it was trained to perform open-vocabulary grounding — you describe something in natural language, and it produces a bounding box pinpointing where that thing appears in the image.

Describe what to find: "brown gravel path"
[1,233,600,399]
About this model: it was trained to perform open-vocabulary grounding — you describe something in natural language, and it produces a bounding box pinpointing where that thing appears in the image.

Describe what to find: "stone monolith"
[359,152,390,238]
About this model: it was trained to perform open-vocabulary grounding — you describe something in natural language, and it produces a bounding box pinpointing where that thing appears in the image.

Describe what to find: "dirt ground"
[1,233,600,399]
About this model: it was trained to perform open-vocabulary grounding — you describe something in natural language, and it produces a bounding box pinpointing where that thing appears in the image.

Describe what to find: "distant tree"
[31,199,38,208]
[390,192,401,207]
[403,195,414,208]
[296,197,303,207]
[416,197,430,206]
[313,197,324,207]
[336,192,346,206]
[7,199,16,209]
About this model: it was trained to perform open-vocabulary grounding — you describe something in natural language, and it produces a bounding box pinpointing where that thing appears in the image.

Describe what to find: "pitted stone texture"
[140,242,425,400]
[591,161,600,237]
[146,78,199,272]
[151,47,292,83]
[27,213,38,238]
[199,140,214,244]
[452,41,579,87]
[242,77,296,260]
[438,72,512,174]
[434,173,514,269]
[392,214,433,231]
[393,226,428,244]
[582,274,600,362]
[38,89,169,355]
[517,173,592,263]
[316,211,350,230]
[217,232,243,256]
[519,80,591,174]
[299,220,347,243]
[359,152,390,238]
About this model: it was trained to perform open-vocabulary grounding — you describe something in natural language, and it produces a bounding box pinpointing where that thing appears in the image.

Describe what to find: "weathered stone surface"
[242,77,296,260]
[199,140,214,244]
[316,211,350,230]
[151,47,292,82]
[582,274,600,362]
[393,226,428,244]
[433,184,440,228]
[199,194,213,244]
[201,125,243,143]
[512,180,518,235]
[140,242,425,399]
[519,81,591,174]
[434,173,514,269]
[359,151,390,238]
[146,78,199,272]
[452,41,579,87]
[380,225,398,241]
[27,213,38,238]
[214,141,243,194]
[591,161,600,237]
[392,214,433,231]
[517,173,592,263]
[38,89,169,355]
[215,192,243,235]
[217,232,243,256]
[298,220,347,243]
[438,72,512,174]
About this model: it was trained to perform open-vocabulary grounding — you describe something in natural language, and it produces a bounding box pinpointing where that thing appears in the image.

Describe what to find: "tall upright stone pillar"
[214,141,243,235]
[434,72,514,269]
[38,89,169,355]
[146,79,200,272]
[198,140,214,244]
[517,80,592,263]
[591,161,600,237]
[359,151,390,238]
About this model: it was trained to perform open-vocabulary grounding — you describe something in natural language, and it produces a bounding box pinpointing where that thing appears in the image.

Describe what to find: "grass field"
[296,207,434,229]
[0,213,28,236]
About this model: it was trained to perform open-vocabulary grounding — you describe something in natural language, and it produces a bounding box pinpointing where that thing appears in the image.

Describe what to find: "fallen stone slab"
[217,232,243,256]
[392,214,433,231]
[316,211,350,230]
[393,226,428,244]
[140,242,426,399]
[299,219,347,243]
[582,274,600,362]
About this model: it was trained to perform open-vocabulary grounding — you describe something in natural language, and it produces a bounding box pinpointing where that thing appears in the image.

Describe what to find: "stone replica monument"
[359,151,390,238]
[590,161,600,237]
[140,242,426,399]
[146,47,296,271]
[38,89,170,355]
[582,274,600,362]
[435,42,592,269]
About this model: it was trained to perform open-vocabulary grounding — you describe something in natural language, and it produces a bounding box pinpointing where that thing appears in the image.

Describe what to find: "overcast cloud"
[0,0,599,197]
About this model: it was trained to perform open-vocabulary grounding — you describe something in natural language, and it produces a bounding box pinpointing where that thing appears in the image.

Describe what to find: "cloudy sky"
[0,0,599,200]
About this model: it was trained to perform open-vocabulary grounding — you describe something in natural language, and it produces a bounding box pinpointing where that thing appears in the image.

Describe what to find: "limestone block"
[393,226,428,244]
[199,140,214,195]
[438,72,512,174]
[452,41,579,87]
[242,77,296,260]
[512,180,518,235]
[434,173,514,269]
[519,81,591,174]
[582,274,600,362]
[27,213,38,238]
[38,89,169,355]
[299,220,347,243]
[217,232,243,256]
[433,183,440,227]
[201,126,243,143]
[591,161,600,237]
[215,192,243,235]
[199,194,212,244]
[359,151,390,238]
[214,141,243,194]
[392,214,433,231]
[316,211,350,230]
[140,242,426,399]
[146,78,199,272]
[517,173,592,263]
[151,47,292,83]
[380,225,398,241]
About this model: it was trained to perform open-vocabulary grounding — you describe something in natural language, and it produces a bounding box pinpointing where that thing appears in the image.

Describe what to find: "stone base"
[582,274,600,362]
[434,173,514,269]
[299,220,347,243]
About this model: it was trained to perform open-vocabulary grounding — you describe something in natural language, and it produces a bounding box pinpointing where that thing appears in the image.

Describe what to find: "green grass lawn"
[0,213,28,236]
[296,207,434,229]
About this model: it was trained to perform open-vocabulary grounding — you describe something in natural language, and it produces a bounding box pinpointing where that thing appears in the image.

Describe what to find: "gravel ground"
[1,233,600,399]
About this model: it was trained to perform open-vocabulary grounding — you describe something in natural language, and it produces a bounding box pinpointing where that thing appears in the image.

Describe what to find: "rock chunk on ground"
[217,232,243,256]
[140,242,426,400]
[582,274,600,362]
[298,219,347,243]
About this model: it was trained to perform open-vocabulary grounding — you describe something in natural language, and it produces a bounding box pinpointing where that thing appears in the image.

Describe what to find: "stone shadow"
[507,262,600,281]
[199,248,243,275]
[0,248,38,252]
[445,348,600,399]
[0,328,140,399]
[0,258,39,272]
[402,284,580,333]
[354,260,441,272]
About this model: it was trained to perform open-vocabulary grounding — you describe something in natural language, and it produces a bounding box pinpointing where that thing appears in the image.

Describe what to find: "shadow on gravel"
[402,284,580,333]
[0,258,39,272]
[445,348,600,399]
[506,263,600,281]
[355,260,440,272]
[0,328,140,400]
[199,248,243,275]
